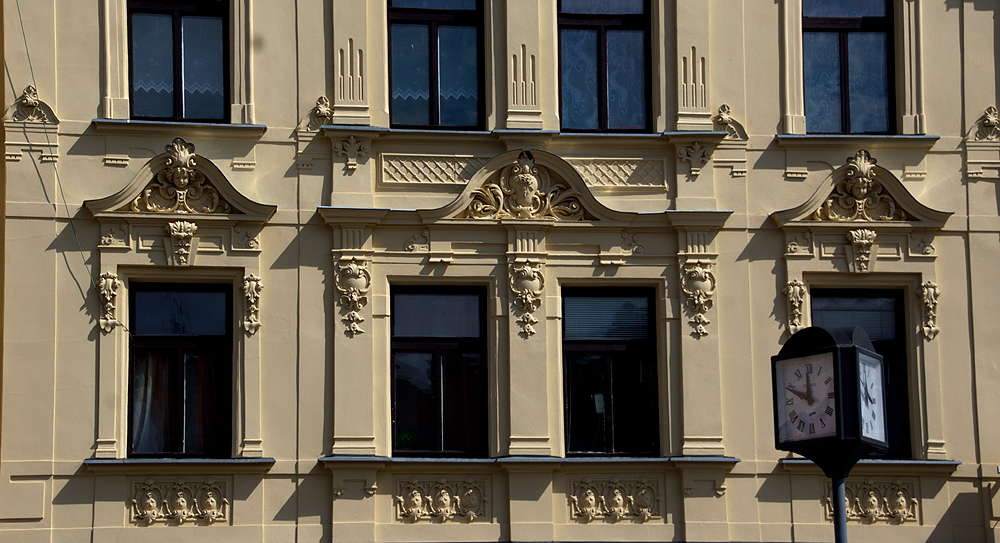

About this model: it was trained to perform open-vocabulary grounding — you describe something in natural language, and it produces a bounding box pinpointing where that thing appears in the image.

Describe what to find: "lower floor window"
[129,283,232,457]
[563,288,658,456]
[811,288,910,458]
[391,286,487,457]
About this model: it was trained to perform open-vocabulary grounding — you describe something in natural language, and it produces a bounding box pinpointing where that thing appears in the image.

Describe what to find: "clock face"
[858,351,887,444]
[775,352,837,444]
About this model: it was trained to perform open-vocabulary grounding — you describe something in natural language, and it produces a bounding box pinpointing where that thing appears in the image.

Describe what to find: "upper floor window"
[802,0,893,134]
[811,289,910,458]
[558,0,649,132]
[388,0,483,129]
[563,288,658,456]
[391,286,488,457]
[128,1,228,122]
[129,283,232,458]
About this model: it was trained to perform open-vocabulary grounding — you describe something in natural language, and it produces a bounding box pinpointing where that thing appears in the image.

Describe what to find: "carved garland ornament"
[131,479,229,526]
[132,138,232,214]
[98,272,121,333]
[336,258,371,337]
[509,261,544,337]
[10,85,48,122]
[464,151,584,220]
[568,478,659,523]
[681,261,716,337]
[918,281,940,340]
[824,479,917,524]
[394,479,488,523]
[975,106,1000,141]
[783,278,806,333]
[810,150,907,222]
[243,274,262,335]
[847,228,877,273]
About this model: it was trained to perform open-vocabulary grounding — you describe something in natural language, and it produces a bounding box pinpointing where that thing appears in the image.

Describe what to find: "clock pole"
[832,476,847,543]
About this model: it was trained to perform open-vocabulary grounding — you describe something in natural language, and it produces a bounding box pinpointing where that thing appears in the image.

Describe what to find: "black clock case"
[771,326,888,478]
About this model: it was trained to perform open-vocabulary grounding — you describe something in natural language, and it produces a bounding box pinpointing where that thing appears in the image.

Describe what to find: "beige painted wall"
[1,0,998,541]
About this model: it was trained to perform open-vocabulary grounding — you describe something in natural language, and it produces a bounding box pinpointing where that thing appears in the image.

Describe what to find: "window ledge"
[91,119,267,138]
[779,458,960,475]
[84,457,276,475]
[319,455,740,468]
[775,134,940,150]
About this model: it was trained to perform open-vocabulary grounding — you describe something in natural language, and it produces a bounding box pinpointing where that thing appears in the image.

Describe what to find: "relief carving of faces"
[406,489,423,510]
[581,489,596,509]
[435,489,452,510]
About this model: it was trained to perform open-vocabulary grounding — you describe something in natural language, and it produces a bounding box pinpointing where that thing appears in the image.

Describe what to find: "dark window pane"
[391,24,431,126]
[848,32,889,133]
[393,292,481,337]
[393,352,438,452]
[610,351,658,454]
[564,296,650,340]
[803,0,885,18]
[134,290,227,336]
[181,16,225,120]
[565,354,609,453]
[811,296,897,341]
[561,0,644,15]
[131,349,175,454]
[132,13,174,118]
[803,32,842,133]
[438,26,479,126]
[391,0,476,9]
[606,30,646,130]
[560,29,599,130]
[441,351,486,454]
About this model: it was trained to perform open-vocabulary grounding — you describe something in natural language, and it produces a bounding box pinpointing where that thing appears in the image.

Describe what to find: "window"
[811,289,910,458]
[128,283,232,458]
[802,0,893,133]
[558,0,649,131]
[128,1,228,122]
[562,288,658,455]
[391,286,487,456]
[388,0,483,128]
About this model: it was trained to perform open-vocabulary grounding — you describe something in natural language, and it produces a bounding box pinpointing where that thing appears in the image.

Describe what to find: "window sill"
[319,455,740,468]
[775,134,940,150]
[83,457,276,475]
[779,458,960,475]
[91,119,267,139]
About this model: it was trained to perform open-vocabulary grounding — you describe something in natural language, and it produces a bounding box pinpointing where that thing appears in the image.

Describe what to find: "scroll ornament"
[9,85,48,122]
[336,258,371,337]
[811,150,907,222]
[509,261,544,337]
[681,261,716,337]
[243,274,262,335]
[98,272,121,333]
[783,278,806,333]
[394,479,488,523]
[131,480,229,525]
[918,281,940,340]
[569,478,659,523]
[132,138,232,214]
[464,151,584,220]
[308,96,333,130]
[712,104,742,139]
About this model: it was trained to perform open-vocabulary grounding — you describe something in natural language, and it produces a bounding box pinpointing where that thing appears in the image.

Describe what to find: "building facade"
[1,1,999,541]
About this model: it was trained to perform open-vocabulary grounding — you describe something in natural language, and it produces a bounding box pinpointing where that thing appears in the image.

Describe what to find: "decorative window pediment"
[425,149,637,223]
[771,150,951,228]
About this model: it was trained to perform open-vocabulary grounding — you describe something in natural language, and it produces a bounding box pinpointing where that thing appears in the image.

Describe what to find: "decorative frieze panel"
[463,151,586,220]
[681,261,716,337]
[382,154,489,185]
[98,272,121,333]
[336,257,371,337]
[809,151,907,222]
[510,261,544,338]
[394,478,489,523]
[568,478,660,523]
[567,158,666,188]
[918,281,940,340]
[824,479,918,524]
[130,479,229,526]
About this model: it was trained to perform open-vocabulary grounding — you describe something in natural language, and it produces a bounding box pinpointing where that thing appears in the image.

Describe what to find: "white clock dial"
[776,352,837,444]
[858,352,886,443]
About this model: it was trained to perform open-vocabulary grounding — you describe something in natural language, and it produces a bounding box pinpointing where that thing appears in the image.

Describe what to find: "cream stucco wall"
[1,1,999,542]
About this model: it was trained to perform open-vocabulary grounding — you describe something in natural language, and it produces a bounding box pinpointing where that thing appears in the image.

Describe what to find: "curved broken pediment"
[422,149,640,223]
[85,137,276,222]
[771,150,951,228]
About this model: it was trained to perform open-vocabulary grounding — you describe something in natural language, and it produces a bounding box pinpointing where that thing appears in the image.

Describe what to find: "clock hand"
[804,372,815,405]
[785,385,811,402]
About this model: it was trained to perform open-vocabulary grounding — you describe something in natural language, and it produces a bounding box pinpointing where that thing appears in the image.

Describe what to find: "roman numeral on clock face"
[788,410,798,422]
[797,420,806,432]
[828,392,835,399]
[825,406,834,416]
